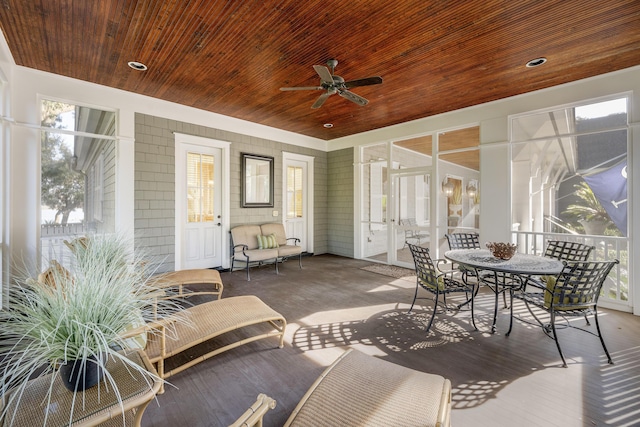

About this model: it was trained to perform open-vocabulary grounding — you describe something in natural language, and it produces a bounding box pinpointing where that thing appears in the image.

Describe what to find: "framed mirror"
[241,153,274,208]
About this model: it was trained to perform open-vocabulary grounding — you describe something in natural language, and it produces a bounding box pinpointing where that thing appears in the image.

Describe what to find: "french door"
[176,142,222,269]
[283,153,314,253]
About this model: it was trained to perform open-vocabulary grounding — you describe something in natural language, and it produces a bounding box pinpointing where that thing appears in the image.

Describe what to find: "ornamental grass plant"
[0,233,189,426]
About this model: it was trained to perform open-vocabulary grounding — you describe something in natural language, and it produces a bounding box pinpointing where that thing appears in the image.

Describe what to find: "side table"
[0,350,160,427]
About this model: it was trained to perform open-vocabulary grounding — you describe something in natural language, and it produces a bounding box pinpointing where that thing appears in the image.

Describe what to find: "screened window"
[40,100,116,269]
[510,96,629,306]
[511,97,627,237]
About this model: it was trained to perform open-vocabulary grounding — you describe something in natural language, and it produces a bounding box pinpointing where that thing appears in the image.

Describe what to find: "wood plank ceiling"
[395,127,480,171]
[1,0,639,141]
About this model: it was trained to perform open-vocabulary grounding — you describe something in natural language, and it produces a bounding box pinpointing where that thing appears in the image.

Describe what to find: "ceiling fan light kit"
[280,59,382,109]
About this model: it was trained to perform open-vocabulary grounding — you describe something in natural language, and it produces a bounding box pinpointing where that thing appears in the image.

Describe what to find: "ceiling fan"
[280,59,383,109]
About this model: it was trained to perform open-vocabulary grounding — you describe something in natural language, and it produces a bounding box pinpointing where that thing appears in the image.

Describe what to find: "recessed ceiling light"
[323,123,333,128]
[526,57,547,68]
[128,61,148,71]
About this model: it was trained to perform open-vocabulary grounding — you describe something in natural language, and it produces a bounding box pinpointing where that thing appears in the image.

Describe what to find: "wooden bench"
[232,349,452,427]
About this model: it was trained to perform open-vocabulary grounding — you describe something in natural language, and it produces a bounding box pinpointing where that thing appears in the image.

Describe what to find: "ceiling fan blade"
[338,90,368,106]
[313,65,334,84]
[311,91,332,109]
[280,86,323,91]
[344,76,383,88]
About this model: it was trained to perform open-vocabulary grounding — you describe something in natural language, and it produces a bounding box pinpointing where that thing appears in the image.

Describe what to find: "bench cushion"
[261,223,303,258]
[231,225,262,251]
[278,244,303,257]
[244,248,279,262]
[260,223,288,246]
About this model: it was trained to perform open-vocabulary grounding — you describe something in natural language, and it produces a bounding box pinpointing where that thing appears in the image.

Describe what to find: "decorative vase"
[579,219,607,236]
[448,204,462,217]
[59,355,104,391]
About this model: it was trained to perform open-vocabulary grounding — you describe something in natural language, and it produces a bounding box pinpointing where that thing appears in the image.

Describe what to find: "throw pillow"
[542,275,557,308]
[257,234,279,249]
[543,275,589,311]
[419,272,445,291]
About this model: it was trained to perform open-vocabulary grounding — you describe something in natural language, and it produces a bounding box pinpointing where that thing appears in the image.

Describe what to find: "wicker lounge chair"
[121,269,286,393]
[153,268,224,300]
[125,295,286,394]
[234,349,452,426]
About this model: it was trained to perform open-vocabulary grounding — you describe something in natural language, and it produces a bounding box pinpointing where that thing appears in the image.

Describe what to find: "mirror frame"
[241,153,274,208]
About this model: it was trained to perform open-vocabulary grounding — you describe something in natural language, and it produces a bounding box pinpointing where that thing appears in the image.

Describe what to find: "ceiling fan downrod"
[326,58,338,75]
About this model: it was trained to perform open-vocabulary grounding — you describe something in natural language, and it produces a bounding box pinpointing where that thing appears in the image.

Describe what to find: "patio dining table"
[444,249,564,334]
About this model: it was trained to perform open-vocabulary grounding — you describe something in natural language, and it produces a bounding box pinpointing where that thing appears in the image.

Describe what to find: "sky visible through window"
[575,98,626,119]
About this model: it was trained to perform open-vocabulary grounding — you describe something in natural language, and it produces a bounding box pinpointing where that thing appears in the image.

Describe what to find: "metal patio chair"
[407,243,477,334]
[445,232,481,308]
[400,218,429,247]
[526,240,595,291]
[515,259,618,367]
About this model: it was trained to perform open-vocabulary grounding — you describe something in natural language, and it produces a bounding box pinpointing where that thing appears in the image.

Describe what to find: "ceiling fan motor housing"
[323,75,345,90]
[279,58,382,109]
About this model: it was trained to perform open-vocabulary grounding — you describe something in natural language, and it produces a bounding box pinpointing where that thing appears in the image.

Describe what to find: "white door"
[177,144,222,269]
[283,153,314,253]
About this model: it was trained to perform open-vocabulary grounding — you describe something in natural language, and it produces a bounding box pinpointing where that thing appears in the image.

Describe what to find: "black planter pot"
[59,355,104,391]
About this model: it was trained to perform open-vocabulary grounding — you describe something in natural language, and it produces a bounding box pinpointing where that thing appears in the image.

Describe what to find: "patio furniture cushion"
[231,224,262,251]
[260,223,289,246]
[243,248,280,262]
[260,223,303,260]
[543,275,589,310]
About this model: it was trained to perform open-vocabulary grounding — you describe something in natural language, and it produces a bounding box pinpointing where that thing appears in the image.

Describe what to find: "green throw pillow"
[543,275,589,311]
[542,275,556,309]
[257,234,279,249]
[419,273,445,291]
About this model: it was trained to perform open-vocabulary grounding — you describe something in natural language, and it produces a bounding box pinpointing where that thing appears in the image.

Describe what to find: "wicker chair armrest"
[118,316,177,340]
[229,394,277,427]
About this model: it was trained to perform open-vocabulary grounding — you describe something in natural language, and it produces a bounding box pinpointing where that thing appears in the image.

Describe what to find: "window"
[0,77,5,306]
[40,99,116,268]
[511,96,629,306]
[187,152,214,223]
[91,154,104,222]
[511,97,627,237]
[287,165,303,219]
